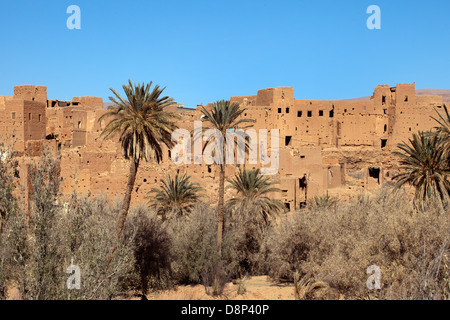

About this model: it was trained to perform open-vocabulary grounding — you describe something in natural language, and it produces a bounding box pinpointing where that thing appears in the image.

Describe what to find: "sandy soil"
[144,276,296,300]
[8,276,333,300]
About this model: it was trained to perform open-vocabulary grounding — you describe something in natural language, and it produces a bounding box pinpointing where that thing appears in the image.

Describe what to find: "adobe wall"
[72,96,103,109]
[14,85,47,104]
[0,83,447,212]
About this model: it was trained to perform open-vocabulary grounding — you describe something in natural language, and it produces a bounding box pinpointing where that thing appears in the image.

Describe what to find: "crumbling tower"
[0,85,47,153]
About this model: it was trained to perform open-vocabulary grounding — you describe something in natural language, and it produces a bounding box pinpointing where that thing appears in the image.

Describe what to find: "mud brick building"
[0,83,445,211]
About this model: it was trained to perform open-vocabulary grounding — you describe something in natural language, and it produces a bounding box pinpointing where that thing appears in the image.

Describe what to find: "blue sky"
[0,0,449,107]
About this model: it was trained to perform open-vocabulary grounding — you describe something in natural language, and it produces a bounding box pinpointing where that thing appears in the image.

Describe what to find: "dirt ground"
[7,276,344,300]
[144,276,296,300]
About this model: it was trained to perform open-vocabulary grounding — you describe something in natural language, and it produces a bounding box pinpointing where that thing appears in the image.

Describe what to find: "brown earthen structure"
[0,83,446,211]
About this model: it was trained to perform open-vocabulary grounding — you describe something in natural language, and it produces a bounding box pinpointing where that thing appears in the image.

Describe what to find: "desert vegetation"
[0,96,449,301]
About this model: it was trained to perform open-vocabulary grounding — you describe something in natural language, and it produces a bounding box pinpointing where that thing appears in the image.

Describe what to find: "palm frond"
[392,131,450,204]
[226,168,284,223]
[146,173,205,220]
[99,80,180,163]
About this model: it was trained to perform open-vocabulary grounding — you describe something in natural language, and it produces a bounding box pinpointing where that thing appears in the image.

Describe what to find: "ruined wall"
[229,83,446,206]
[14,85,47,104]
[0,83,447,212]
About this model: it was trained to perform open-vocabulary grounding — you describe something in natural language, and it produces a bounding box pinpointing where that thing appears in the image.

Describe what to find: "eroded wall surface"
[0,83,445,211]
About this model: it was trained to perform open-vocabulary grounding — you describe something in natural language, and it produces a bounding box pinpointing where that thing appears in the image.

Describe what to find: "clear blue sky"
[1,0,449,107]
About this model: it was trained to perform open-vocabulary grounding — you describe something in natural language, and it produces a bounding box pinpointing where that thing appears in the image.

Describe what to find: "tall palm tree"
[199,100,255,258]
[433,104,450,140]
[432,104,450,166]
[99,80,179,244]
[226,168,284,224]
[392,131,450,204]
[147,173,205,220]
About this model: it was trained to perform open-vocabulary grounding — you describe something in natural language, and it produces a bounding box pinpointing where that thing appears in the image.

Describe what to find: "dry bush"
[0,139,20,299]
[3,150,135,300]
[169,203,221,285]
[123,206,174,297]
[222,205,270,278]
[201,261,230,296]
[59,192,135,300]
[264,188,450,299]
[3,150,67,300]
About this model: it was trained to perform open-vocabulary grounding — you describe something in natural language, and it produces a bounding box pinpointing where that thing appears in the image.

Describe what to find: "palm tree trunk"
[105,157,139,271]
[116,158,139,240]
[217,163,225,258]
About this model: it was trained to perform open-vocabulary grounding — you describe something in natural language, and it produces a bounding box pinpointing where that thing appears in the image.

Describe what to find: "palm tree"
[147,173,205,220]
[432,104,450,166]
[226,168,284,224]
[199,100,255,258]
[392,131,450,204]
[308,195,338,211]
[99,80,179,246]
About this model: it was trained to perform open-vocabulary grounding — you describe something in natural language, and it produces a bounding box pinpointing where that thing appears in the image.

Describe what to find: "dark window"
[28,113,31,120]
[285,136,292,146]
[384,124,387,132]
[284,203,291,212]
[307,111,312,117]
[299,176,307,189]
[405,96,408,102]
[382,96,386,105]
[381,139,387,149]
[319,110,324,117]
[286,108,290,114]
[278,108,282,114]
[369,167,381,184]
[297,111,302,117]
[329,109,334,118]
[208,166,212,173]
